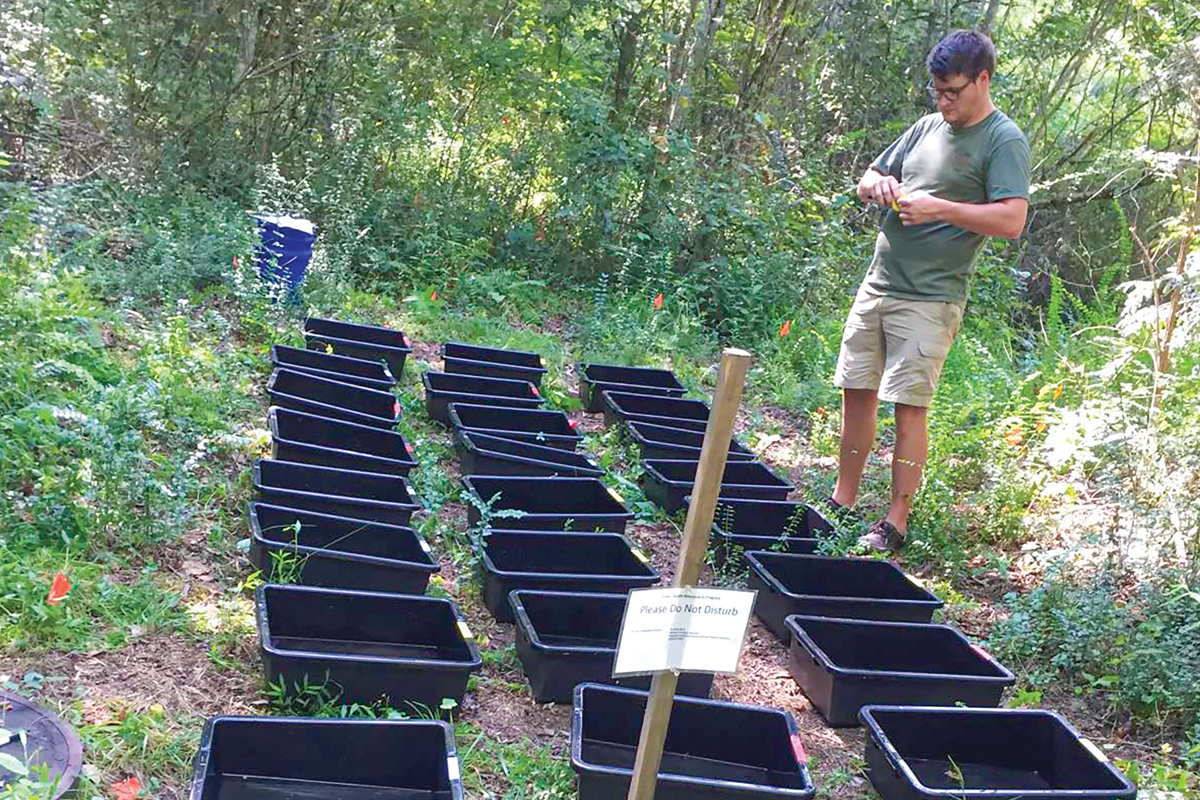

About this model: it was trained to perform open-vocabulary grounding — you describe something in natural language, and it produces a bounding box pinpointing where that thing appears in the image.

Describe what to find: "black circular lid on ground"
[0,688,83,799]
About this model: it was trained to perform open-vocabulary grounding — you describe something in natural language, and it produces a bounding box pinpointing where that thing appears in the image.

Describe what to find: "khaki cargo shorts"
[833,286,963,408]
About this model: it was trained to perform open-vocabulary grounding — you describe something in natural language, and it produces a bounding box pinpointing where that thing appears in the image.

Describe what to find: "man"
[830,29,1030,551]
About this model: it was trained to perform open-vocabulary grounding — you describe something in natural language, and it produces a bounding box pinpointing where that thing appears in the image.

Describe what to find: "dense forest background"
[2,0,1200,796]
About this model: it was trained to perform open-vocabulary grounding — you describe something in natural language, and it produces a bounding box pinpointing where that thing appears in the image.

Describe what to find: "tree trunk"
[663,0,700,130]
[235,0,261,86]
[690,0,726,94]
[611,10,643,119]
[979,0,1003,34]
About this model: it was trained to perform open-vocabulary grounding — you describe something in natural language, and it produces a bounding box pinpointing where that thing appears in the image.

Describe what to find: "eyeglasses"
[926,79,974,101]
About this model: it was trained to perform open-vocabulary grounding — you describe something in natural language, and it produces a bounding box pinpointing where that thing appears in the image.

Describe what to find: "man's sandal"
[859,519,907,552]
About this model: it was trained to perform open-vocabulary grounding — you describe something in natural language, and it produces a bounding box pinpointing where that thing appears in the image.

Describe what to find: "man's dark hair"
[926,30,996,80]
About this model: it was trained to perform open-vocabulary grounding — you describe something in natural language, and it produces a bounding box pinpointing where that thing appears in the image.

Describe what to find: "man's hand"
[896,190,945,225]
[858,169,903,207]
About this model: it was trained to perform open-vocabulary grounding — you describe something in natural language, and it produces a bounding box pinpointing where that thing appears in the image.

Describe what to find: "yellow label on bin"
[904,572,925,588]
[1080,739,1108,762]
[419,538,433,553]
[457,620,474,640]
[631,548,650,564]
[607,487,625,503]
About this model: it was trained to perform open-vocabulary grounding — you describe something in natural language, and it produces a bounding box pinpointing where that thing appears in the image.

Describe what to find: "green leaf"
[0,752,29,777]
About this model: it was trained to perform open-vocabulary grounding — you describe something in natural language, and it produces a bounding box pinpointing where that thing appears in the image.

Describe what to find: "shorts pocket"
[918,340,951,360]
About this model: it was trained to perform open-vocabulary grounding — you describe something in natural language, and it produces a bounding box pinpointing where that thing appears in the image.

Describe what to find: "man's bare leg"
[886,402,928,532]
[832,388,879,508]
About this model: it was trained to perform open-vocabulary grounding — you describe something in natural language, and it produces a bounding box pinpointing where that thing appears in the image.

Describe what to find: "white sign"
[612,587,757,676]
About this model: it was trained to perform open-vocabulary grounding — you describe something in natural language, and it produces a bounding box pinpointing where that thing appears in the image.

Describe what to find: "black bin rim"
[252,460,423,512]
[571,682,815,798]
[509,589,630,655]
[303,330,413,358]
[248,501,438,572]
[457,431,602,476]
[267,368,401,425]
[271,343,397,385]
[858,704,1137,799]
[580,361,686,386]
[255,583,482,669]
[643,458,795,492]
[423,369,542,393]
[478,532,658,582]
[602,389,711,416]
[303,316,414,350]
[744,551,944,608]
[460,475,632,515]
[453,426,583,448]
[443,340,548,364]
[783,614,1016,684]
[268,406,417,469]
[448,401,573,424]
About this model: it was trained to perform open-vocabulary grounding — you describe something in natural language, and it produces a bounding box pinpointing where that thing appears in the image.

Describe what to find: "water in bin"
[254,214,316,292]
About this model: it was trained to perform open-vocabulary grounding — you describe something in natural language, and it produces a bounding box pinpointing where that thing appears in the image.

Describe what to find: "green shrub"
[990,571,1200,730]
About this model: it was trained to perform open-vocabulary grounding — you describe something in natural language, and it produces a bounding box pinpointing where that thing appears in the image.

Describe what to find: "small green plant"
[266,521,307,584]
[265,673,345,717]
[0,730,62,800]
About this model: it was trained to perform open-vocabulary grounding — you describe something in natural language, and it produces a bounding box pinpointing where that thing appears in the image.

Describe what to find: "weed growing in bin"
[463,491,527,540]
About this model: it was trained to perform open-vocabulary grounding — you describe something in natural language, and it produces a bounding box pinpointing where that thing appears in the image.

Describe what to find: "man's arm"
[897,191,1028,239]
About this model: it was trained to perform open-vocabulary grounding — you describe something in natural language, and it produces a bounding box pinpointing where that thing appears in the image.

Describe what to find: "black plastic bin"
[628,420,757,462]
[423,370,544,425]
[602,391,711,432]
[641,459,794,513]
[249,502,438,593]
[443,341,548,386]
[509,590,713,703]
[189,716,464,800]
[859,705,1136,800]
[267,368,401,429]
[571,683,816,800]
[710,531,821,568]
[708,497,832,539]
[476,532,658,622]
[271,344,397,390]
[456,431,603,478]
[304,316,413,378]
[269,407,417,476]
[745,553,943,639]
[253,460,422,526]
[784,615,1015,727]
[448,403,580,451]
[578,363,686,412]
[462,475,634,532]
[256,584,481,710]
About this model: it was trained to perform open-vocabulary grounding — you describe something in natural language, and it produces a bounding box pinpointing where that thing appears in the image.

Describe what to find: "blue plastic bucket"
[254,215,316,290]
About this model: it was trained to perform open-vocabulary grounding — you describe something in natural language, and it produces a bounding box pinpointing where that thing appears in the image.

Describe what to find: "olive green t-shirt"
[865,109,1030,304]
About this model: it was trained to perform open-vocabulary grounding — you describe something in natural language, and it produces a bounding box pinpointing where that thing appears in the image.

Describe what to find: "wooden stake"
[625,347,752,800]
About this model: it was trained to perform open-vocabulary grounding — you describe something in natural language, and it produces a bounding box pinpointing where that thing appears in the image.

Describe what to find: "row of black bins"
[188,701,1132,800]
[442,358,818,799]
[586,377,797,515]
[253,322,484,717]
[699,493,1135,799]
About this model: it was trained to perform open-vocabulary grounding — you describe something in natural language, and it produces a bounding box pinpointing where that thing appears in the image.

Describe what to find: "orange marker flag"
[652,293,663,310]
[779,320,792,337]
[46,572,71,606]
[111,777,142,800]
